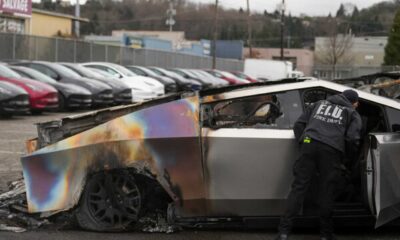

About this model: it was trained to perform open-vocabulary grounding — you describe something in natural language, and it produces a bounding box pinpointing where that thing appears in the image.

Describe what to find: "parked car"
[82,62,164,102]
[125,65,177,93]
[147,67,201,91]
[12,61,113,107]
[206,69,250,85]
[11,66,92,110]
[21,78,400,231]
[188,69,229,87]
[0,81,29,116]
[169,68,214,89]
[231,71,259,83]
[0,65,58,113]
[60,63,132,105]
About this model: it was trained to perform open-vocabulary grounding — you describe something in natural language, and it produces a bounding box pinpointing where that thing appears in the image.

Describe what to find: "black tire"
[76,170,142,232]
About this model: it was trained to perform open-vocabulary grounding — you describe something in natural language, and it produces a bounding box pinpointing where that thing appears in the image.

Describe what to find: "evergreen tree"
[384,9,400,65]
[336,4,345,18]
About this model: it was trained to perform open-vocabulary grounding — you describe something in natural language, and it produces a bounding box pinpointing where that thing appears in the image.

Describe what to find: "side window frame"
[201,90,303,129]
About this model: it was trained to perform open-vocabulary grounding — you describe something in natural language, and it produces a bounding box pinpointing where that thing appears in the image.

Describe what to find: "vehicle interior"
[301,88,388,217]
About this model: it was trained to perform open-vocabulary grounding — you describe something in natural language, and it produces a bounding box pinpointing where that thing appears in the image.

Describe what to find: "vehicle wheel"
[76,170,141,232]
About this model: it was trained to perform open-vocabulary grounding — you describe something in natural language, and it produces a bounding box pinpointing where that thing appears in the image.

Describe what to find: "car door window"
[203,90,302,129]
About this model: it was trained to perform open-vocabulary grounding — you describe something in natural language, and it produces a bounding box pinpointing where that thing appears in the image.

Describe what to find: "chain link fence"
[0,32,244,71]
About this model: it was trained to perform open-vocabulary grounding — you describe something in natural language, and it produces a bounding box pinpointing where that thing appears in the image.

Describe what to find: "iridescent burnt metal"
[21,96,206,215]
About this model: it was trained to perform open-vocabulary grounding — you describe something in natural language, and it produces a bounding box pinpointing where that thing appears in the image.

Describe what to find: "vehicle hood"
[120,77,158,91]
[0,81,28,101]
[57,82,92,96]
[0,77,57,95]
[132,76,164,88]
[327,94,352,108]
[92,77,130,93]
[61,77,111,94]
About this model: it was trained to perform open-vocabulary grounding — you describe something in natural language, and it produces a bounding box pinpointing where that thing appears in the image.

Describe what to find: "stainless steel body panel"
[202,128,299,216]
[369,133,400,227]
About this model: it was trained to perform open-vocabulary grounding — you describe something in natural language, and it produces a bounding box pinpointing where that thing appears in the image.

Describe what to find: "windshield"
[126,66,147,76]
[149,68,164,76]
[0,65,21,78]
[170,69,186,77]
[67,64,104,79]
[108,63,137,77]
[51,64,82,78]
[137,67,158,77]
[221,71,239,79]
[15,67,57,84]
[90,68,116,78]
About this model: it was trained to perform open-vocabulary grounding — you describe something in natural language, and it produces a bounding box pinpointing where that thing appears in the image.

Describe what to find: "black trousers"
[278,140,342,237]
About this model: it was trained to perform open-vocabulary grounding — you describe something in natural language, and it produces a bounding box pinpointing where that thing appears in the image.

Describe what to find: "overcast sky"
[196,0,389,16]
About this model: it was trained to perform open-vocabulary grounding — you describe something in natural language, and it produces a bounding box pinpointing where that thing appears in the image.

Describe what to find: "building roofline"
[32,8,89,22]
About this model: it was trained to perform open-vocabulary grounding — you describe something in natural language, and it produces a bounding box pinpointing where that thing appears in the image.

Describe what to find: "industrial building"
[314,36,388,79]
[244,48,314,76]
[0,0,88,38]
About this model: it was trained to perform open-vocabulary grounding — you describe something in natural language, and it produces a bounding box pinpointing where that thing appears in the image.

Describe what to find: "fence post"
[74,39,77,63]
[90,42,93,61]
[35,36,38,60]
[54,38,58,62]
[105,45,108,62]
[12,33,16,59]
[120,46,123,65]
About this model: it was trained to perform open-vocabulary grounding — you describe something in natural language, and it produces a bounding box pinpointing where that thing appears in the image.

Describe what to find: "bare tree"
[315,19,354,79]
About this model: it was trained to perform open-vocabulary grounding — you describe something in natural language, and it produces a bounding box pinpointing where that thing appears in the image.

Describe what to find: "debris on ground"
[0,179,180,233]
[0,179,50,232]
[137,212,181,233]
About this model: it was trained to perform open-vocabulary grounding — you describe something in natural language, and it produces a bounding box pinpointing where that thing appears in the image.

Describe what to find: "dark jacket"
[294,94,362,154]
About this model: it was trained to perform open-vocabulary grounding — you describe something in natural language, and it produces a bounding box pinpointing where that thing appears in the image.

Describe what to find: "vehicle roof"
[201,78,400,110]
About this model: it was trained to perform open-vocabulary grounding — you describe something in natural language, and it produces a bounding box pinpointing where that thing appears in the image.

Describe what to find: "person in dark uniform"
[276,89,362,240]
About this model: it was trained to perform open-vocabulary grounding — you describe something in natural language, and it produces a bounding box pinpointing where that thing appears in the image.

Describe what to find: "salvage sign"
[0,0,31,16]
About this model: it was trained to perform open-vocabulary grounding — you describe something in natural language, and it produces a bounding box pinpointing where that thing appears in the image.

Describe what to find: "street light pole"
[75,0,80,37]
[280,0,285,60]
[212,0,219,69]
[246,0,253,58]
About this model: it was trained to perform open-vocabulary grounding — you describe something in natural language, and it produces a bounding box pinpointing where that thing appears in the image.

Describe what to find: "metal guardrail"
[0,32,244,71]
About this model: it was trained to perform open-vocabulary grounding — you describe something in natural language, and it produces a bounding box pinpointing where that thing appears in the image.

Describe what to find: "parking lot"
[0,111,82,192]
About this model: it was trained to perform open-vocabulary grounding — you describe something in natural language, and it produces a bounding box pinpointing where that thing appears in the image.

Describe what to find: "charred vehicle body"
[21,79,400,231]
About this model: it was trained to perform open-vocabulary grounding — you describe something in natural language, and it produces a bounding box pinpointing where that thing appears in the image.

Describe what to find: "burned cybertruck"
[21,78,400,231]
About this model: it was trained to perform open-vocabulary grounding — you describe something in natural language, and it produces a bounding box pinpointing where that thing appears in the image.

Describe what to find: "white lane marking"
[0,150,24,154]
[202,128,295,139]
[0,139,23,142]
[0,130,36,134]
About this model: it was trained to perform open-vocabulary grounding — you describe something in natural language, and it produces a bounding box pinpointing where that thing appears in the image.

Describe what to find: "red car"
[231,71,259,83]
[205,69,250,85]
[0,77,58,113]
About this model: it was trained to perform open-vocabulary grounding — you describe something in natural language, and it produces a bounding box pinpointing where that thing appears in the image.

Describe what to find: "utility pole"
[75,0,80,37]
[212,0,219,69]
[166,0,176,32]
[246,0,253,58]
[280,0,285,60]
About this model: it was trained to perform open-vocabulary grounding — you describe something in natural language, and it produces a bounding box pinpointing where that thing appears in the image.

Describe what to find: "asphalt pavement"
[1,111,400,239]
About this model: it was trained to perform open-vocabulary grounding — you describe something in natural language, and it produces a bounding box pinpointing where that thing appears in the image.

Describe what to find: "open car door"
[367,133,400,227]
